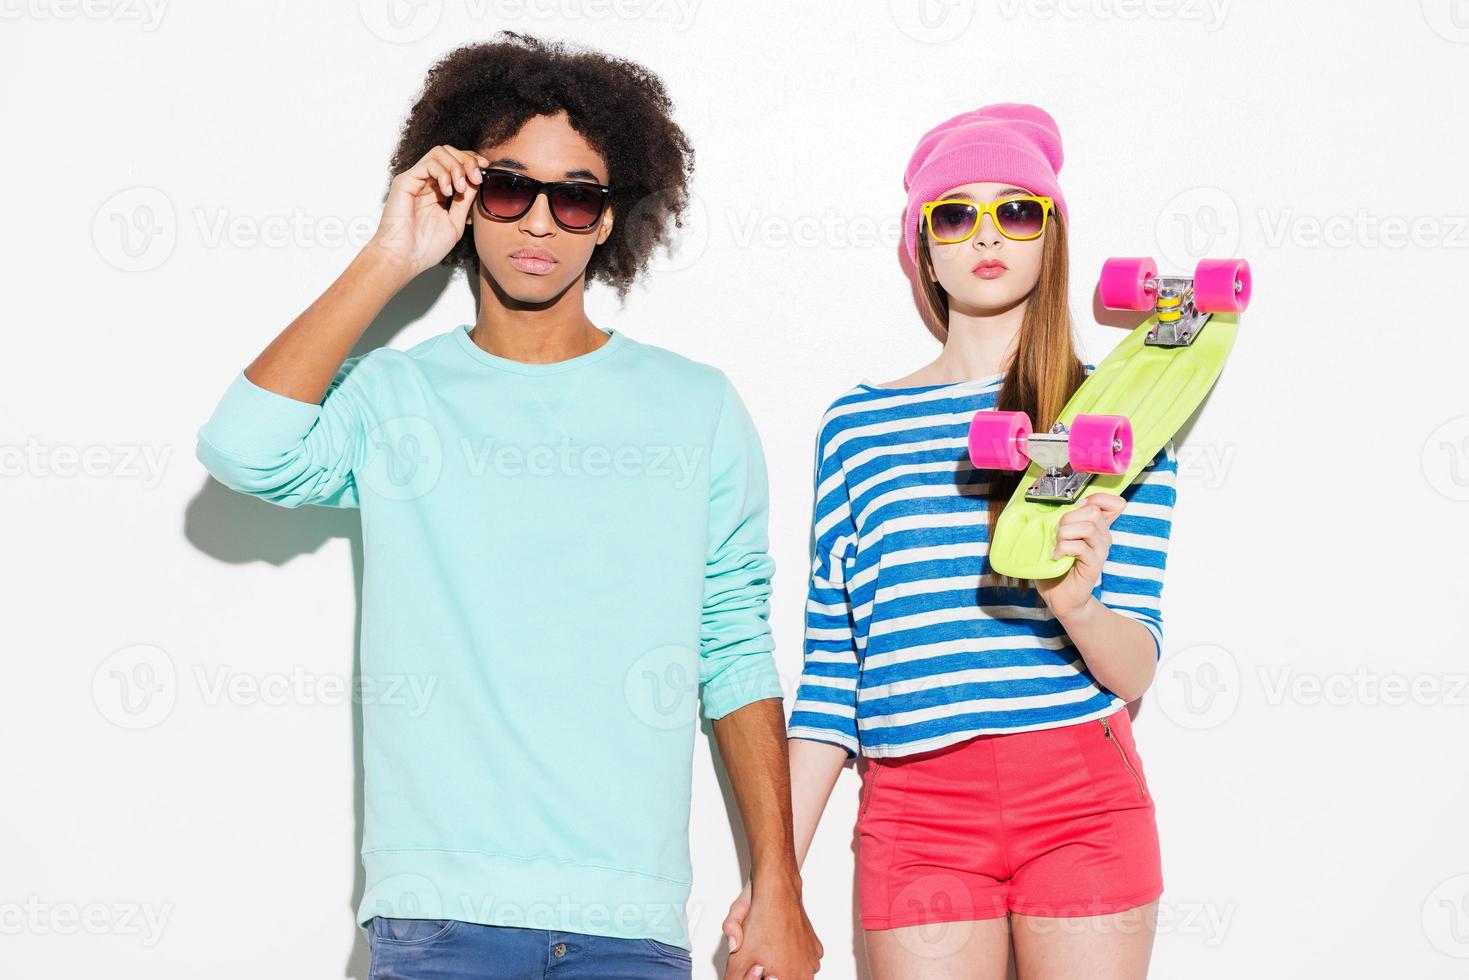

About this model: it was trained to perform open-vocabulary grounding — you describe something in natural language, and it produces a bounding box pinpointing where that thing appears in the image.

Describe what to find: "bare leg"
[1009,900,1158,980]
[864,917,1012,980]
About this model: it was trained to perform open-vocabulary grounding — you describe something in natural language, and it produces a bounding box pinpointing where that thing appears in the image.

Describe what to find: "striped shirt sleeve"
[1094,438,1178,660]
[787,407,863,760]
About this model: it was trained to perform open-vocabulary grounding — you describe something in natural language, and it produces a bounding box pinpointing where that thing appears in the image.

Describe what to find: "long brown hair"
[915,213,1086,591]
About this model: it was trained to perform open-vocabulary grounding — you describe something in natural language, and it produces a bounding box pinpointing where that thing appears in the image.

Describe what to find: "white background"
[4,1,1468,977]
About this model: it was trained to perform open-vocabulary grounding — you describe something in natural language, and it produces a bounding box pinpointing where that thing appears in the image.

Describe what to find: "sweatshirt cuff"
[198,370,323,458]
[700,654,786,721]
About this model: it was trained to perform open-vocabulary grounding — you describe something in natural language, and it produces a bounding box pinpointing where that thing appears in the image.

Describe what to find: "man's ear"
[595,204,614,246]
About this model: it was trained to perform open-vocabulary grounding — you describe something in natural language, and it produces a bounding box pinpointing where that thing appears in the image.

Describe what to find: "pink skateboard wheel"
[968,410,1032,470]
[1068,414,1132,475]
[1193,258,1251,312]
[1098,257,1158,311]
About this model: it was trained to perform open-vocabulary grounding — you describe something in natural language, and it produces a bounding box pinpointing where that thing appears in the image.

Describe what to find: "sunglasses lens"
[995,198,1047,239]
[480,172,535,218]
[929,203,976,242]
[549,183,605,229]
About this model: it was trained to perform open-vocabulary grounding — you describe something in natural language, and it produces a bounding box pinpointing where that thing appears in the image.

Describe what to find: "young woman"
[723,104,1177,979]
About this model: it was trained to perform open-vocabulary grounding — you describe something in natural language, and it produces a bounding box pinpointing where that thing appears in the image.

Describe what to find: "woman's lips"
[972,260,1008,280]
[510,252,557,275]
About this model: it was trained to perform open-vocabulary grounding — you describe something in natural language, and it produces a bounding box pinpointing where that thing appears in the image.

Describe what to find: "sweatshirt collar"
[452,322,627,375]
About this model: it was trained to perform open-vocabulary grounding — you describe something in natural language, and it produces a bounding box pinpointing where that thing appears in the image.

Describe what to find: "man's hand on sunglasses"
[368,144,488,280]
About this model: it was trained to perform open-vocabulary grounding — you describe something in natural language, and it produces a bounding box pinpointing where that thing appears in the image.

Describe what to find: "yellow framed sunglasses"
[920,195,1054,244]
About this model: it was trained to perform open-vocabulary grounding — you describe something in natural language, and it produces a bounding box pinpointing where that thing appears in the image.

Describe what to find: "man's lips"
[972,259,1008,280]
[509,250,557,275]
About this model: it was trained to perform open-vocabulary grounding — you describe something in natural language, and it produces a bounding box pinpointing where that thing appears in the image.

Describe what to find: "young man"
[195,34,821,980]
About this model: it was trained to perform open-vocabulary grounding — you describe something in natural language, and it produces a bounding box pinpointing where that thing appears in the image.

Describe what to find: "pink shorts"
[857,705,1163,929]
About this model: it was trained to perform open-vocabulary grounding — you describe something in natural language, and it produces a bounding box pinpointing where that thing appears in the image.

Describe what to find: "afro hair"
[388,32,696,300]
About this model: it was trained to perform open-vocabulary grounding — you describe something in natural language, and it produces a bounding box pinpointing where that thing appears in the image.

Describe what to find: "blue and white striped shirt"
[787,369,1178,760]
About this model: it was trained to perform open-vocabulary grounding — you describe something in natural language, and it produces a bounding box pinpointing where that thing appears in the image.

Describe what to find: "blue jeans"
[365,916,694,979]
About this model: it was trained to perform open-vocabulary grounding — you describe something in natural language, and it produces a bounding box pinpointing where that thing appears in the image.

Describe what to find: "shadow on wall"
[181,264,456,980]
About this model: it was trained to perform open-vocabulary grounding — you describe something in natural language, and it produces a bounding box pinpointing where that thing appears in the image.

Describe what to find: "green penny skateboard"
[967,256,1250,580]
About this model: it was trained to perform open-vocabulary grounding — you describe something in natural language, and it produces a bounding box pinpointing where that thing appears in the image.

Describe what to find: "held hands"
[721,876,823,980]
[1034,491,1127,618]
[367,145,489,281]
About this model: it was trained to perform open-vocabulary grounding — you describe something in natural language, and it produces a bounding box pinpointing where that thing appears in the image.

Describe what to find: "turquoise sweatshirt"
[195,323,786,951]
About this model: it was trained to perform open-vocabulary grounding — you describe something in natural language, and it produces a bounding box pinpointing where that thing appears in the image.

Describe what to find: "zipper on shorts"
[859,759,882,818]
[1101,716,1147,799]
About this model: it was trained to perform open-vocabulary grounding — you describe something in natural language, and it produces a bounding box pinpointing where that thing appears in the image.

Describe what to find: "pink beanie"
[901,102,1068,265]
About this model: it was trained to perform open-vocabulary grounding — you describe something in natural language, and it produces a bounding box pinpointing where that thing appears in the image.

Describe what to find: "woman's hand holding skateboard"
[1034,491,1126,618]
